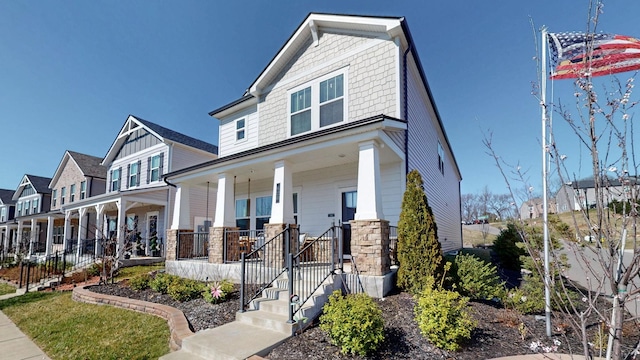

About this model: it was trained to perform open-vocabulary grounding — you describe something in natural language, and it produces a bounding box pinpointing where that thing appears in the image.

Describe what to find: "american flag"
[547,32,640,79]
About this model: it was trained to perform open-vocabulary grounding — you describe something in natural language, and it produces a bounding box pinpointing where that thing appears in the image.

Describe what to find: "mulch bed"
[83,280,640,359]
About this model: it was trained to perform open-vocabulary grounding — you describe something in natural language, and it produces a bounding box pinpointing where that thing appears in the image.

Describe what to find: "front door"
[341,191,357,255]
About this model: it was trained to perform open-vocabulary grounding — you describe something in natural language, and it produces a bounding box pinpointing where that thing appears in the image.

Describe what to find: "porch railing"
[289,225,337,321]
[177,231,208,260]
[239,226,298,311]
[223,229,264,263]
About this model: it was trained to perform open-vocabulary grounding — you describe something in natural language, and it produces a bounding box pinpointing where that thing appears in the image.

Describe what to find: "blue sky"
[1,1,639,197]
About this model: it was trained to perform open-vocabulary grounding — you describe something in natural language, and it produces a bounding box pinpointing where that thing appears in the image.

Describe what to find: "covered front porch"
[166,117,406,294]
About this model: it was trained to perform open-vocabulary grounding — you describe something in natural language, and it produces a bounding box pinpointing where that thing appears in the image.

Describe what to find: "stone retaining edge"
[71,285,194,351]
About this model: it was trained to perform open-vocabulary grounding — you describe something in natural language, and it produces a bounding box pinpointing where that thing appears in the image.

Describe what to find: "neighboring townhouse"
[45,150,107,257]
[0,189,16,254]
[556,176,638,213]
[519,198,557,220]
[165,13,463,296]
[12,175,52,255]
[60,115,217,258]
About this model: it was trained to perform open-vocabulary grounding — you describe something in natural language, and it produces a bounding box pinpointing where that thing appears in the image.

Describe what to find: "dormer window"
[288,69,347,137]
[236,118,246,141]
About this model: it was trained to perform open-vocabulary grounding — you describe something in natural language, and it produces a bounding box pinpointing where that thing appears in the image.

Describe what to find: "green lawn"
[0,283,16,296]
[0,291,170,359]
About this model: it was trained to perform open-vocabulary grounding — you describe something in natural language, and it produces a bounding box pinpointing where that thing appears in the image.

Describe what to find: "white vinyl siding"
[406,56,461,253]
[218,105,259,157]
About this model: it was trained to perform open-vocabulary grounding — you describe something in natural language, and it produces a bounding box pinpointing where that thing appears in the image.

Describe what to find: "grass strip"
[0,282,16,296]
[1,291,170,360]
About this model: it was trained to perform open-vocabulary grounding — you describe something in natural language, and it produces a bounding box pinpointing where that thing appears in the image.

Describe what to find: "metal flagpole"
[540,27,552,338]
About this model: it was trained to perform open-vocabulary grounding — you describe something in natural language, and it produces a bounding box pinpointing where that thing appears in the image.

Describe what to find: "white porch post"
[95,204,104,257]
[213,173,235,228]
[1,226,7,256]
[28,220,37,257]
[62,211,71,254]
[270,160,295,224]
[171,184,191,230]
[16,221,23,253]
[116,199,126,258]
[355,140,384,220]
[77,207,87,259]
[45,215,54,258]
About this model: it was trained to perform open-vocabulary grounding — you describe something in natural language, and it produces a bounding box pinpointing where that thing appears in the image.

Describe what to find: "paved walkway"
[0,292,50,360]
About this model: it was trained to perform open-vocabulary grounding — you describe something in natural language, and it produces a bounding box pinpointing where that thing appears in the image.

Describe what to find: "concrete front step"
[160,321,290,360]
[236,309,295,335]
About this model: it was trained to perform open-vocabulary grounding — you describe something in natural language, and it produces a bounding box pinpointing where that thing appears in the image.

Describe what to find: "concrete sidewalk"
[0,292,50,360]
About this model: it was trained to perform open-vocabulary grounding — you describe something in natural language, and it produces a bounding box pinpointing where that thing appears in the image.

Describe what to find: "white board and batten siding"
[405,56,462,253]
[218,105,259,157]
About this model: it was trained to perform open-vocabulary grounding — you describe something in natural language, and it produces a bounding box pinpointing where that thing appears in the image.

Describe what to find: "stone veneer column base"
[209,227,238,264]
[350,219,390,276]
[263,223,297,268]
[166,229,178,261]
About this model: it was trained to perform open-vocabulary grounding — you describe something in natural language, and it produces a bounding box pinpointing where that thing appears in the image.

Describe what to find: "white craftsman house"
[59,115,218,259]
[0,188,17,255]
[164,13,462,297]
[10,175,53,256]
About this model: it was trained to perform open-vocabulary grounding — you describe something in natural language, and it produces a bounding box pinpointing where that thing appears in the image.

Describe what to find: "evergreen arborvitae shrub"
[493,223,526,271]
[320,291,384,356]
[397,169,444,295]
[452,253,504,301]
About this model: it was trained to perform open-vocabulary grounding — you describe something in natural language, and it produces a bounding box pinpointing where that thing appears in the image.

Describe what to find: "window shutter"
[118,167,122,190]
[147,157,151,184]
[159,152,165,177]
[109,170,113,192]
[126,164,130,188]
[137,160,141,186]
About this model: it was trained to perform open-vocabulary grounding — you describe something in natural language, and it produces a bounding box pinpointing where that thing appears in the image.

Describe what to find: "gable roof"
[207,13,461,180]
[565,175,640,190]
[49,150,107,188]
[12,174,52,200]
[102,115,218,165]
[0,189,15,205]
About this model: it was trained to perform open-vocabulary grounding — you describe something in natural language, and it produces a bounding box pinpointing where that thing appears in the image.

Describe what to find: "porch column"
[270,160,295,224]
[116,199,126,259]
[16,221,23,253]
[171,184,191,230]
[62,211,71,254]
[45,215,54,258]
[355,140,384,220]
[213,173,235,228]
[77,207,87,259]
[95,204,104,257]
[211,173,236,264]
[1,227,7,256]
[28,219,37,257]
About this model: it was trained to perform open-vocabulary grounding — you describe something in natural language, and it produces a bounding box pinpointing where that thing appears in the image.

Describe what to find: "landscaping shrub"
[414,279,476,351]
[167,277,205,302]
[397,169,444,295]
[149,272,177,294]
[320,291,384,356]
[202,279,234,304]
[452,253,504,301]
[493,223,526,271]
[129,273,151,291]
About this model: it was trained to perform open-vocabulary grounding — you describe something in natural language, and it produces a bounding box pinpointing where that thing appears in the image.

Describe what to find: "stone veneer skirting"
[72,285,193,351]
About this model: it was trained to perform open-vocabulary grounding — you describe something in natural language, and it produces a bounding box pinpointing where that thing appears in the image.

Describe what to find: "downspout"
[403,42,412,175]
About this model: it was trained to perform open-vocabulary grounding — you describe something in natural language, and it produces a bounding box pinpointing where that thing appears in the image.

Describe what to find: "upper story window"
[236,119,246,141]
[61,187,66,205]
[437,141,445,176]
[148,153,164,183]
[70,184,76,202]
[24,200,30,215]
[16,202,21,217]
[128,161,140,188]
[52,189,57,207]
[80,181,86,200]
[111,168,121,192]
[289,70,347,137]
[0,207,5,222]
[32,198,38,214]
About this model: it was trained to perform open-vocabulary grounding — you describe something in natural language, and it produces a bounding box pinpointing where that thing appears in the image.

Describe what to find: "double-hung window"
[16,202,22,217]
[32,198,38,214]
[236,119,246,141]
[24,200,30,215]
[255,196,272,230]
[289,70,346,136]
[437,141,445,175]
[70,184,76,202]
[148,153,163,183]
[61,187,66,205]
[128,161,140,188]
[52,189,57,207]
[111,168,121,192]
[235,199,250,230]
[80,181,86,200]
[0,207,5,222]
